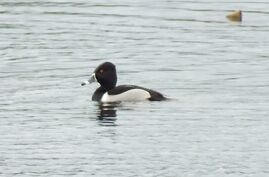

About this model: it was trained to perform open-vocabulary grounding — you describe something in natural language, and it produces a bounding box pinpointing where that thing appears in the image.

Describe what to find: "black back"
[108,85,166,101]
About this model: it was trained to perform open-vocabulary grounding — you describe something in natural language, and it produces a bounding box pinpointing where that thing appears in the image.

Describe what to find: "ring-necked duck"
[81,62,167,102]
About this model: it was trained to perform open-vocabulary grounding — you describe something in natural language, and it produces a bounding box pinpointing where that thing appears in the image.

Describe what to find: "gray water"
[1,0,269,176]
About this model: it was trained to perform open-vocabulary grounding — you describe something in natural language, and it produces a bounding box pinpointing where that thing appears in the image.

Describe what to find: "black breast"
[92,87,107,101]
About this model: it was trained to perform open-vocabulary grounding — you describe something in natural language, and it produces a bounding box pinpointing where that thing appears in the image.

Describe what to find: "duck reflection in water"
[96,102,120,126]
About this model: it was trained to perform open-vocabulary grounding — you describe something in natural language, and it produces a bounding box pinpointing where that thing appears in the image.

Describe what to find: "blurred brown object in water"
[226,10,242,22]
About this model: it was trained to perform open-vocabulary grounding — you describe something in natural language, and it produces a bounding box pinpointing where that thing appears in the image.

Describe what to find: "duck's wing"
[108,85,166,101]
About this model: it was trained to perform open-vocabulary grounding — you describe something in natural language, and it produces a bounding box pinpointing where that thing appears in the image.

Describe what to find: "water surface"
[1,0,269,176]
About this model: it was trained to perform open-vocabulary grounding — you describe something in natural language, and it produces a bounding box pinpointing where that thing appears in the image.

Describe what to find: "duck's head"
[81,62,117,90]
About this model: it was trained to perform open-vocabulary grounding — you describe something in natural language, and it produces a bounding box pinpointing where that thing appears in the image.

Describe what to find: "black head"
[94,62,117,90]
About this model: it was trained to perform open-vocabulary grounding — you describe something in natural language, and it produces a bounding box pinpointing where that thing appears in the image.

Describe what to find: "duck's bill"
[81,73,96,86]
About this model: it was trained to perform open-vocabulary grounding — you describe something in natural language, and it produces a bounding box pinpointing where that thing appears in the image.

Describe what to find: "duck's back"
[100,85,166,102]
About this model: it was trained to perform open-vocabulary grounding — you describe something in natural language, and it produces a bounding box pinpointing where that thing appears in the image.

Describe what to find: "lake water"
[1,0,269,176]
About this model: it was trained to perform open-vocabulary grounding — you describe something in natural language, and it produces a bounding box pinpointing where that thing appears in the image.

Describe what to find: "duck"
[81,62,167,102]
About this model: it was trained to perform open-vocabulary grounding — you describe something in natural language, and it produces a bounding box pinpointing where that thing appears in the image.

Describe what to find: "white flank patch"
[101,89,151,102]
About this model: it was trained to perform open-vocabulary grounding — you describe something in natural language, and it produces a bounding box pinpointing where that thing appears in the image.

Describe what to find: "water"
[1,0,269,176]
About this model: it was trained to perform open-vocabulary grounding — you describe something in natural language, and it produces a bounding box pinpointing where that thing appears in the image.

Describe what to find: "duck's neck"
[97,73,117,91]
[99,79,116,91]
